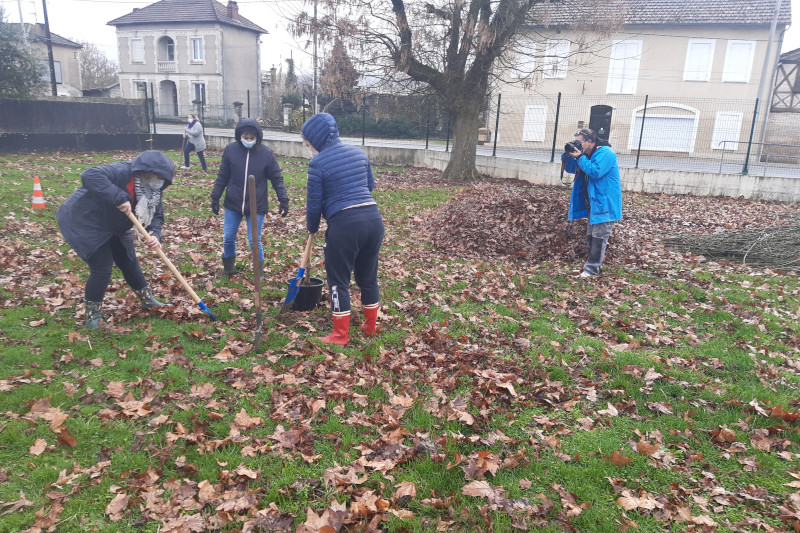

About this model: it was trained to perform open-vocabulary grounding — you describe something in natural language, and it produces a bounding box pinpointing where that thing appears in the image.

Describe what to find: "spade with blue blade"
[279,234,314,314]
[126,212,216,321]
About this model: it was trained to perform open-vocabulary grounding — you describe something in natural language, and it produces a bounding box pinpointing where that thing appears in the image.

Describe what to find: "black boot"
[85,300,105,329]
[133,285,164,308]
[222,256,237,276]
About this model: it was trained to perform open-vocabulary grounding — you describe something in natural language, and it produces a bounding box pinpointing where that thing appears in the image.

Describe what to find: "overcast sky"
[2,0,800,77]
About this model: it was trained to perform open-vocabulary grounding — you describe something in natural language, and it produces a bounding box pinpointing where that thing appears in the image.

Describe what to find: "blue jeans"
[222,209,264,261]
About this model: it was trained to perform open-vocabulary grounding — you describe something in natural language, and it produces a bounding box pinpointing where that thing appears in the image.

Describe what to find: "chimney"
[227,1,239,18]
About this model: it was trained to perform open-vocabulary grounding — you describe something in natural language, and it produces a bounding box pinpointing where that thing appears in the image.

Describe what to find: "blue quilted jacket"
[562,145,622,225]
[301,113,376,233]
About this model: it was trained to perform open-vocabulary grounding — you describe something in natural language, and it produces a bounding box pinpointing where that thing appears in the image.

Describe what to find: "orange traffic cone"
[32,176,46,210]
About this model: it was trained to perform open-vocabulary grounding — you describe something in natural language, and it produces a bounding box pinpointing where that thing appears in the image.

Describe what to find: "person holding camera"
[561,128,622,278]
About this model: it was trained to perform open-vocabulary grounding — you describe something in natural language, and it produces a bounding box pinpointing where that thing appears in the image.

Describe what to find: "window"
[512,38,536,78]
[543,40,570,79]
[39,61,62,83]
[522,105,547,142]
[191,37,204,61]
[607,40,642,94]
[711,111,743,150]
[192,82,206,104]
[722,40,755,82]
[131,38,144,62]
[134,81,147,96]
[683,39,715,81]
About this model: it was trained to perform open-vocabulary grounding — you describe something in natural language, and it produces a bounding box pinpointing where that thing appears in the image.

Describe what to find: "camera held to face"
[565,139,583,153]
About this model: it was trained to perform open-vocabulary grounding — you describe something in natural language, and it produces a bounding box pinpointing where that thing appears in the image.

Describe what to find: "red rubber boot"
[361,303,379,336]
[318,312,350,346]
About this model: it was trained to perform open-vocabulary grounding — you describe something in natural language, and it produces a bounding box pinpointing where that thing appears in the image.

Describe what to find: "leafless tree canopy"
[78,42,119,90]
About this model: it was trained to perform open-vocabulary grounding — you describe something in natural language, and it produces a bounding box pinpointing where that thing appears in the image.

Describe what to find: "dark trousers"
[324,205,384,313]
[184,142,207,170]
[84,231,147,301]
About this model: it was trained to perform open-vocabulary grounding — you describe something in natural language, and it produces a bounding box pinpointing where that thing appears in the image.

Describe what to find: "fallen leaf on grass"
[29,438,48,456]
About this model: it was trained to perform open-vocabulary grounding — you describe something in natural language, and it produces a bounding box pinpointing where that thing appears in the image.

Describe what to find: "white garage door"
[629,116,696,152]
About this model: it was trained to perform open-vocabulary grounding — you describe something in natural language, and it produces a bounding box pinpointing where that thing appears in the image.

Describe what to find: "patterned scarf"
[133,176,162,234]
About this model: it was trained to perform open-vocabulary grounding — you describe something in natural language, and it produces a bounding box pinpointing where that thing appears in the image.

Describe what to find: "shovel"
[247,175,264,352]
[126,212,216,321]
[279,234,314,314]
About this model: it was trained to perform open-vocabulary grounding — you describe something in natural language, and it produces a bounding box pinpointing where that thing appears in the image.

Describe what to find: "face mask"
[145,178,164,190]
[241,139,256,149]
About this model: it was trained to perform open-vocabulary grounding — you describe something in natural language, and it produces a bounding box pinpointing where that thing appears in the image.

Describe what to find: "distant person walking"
[301,113,385,346]
[182,114,207,171]
[561,128,622,278]
[210,118,289,275]
[57,150,174,329]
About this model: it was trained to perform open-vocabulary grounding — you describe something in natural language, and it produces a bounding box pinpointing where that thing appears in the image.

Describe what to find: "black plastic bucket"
[288,277,324,311]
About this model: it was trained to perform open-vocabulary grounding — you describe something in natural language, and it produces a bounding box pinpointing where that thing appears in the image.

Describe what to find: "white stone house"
[108,0,266,122]
[495,0,791,159]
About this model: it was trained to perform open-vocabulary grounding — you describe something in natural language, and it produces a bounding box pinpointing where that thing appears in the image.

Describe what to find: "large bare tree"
[291,0,580,179]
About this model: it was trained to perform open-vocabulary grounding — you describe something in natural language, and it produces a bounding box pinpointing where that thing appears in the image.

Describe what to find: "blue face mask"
[241,138,256,149]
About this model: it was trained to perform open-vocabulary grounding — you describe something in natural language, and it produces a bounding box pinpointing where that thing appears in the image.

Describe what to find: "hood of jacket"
[130,150,175,188]
[301,113,339,152]
[235,118,263,147]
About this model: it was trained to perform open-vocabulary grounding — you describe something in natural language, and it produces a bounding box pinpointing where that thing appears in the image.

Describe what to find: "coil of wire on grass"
[663,221,800,269]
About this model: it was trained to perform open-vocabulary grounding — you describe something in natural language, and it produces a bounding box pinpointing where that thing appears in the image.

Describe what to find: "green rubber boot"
[85,300,105,329]
[133,285,164,308]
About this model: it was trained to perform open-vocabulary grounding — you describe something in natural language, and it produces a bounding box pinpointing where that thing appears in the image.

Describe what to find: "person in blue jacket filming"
[561,128,622,278]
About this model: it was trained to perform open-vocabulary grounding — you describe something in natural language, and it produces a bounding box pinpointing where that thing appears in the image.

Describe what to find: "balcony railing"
[157,61,176,73]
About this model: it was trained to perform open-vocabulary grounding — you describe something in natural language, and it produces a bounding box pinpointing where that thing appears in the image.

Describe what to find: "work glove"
[211,197,220,215]
[279,202,289,218]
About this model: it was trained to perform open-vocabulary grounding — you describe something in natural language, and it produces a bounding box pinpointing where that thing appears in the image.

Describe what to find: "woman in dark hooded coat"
[210,117,289,274]
[57,150,174,329]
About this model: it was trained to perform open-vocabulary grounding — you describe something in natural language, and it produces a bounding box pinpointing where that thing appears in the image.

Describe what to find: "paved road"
[155,124,799,179]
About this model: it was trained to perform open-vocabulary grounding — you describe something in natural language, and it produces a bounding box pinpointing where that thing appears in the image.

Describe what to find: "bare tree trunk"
[442,106,482,180]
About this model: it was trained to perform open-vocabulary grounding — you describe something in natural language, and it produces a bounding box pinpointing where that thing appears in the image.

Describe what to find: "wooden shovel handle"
[300,234,314,270]
[125,212,202,304]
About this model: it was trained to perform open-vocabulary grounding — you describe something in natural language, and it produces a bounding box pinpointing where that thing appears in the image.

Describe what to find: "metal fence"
[485,93,799,178]
[144,88,799,178]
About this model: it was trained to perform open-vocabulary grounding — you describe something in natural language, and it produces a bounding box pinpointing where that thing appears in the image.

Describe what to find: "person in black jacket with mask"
[210,118,290,275]
[57,150,174,329]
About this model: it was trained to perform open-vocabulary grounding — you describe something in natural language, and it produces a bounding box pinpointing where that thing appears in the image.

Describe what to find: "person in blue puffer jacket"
[561,128,622,278]
[210,118,289,275]
[301,113,385,346]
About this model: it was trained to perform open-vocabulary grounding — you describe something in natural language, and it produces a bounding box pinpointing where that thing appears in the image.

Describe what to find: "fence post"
[247,90,251,118]
[492,93,501,157]
[445,121,451,152]
[550,92,562,163]
[362,93,366,146]
[635,94,648,169]
[742,98,759,176]
[150,82,157,135]
[143,84,151,133]
[425,106,430,150]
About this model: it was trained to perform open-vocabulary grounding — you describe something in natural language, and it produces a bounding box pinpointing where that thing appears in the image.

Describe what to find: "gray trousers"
[584,221,615,275]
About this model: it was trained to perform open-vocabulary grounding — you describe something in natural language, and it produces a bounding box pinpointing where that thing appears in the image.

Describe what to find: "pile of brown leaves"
[422,178,800,268]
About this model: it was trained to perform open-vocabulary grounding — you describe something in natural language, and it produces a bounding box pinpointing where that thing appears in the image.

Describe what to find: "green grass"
[0,150,798,532]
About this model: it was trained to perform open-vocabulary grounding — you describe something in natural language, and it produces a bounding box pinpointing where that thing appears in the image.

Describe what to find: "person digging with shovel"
[301,113,385,346]
[57,150,174,329]
[210,118,289,275]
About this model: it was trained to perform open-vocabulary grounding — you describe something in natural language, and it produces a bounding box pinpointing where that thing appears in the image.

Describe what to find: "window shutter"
[711,112,743,150]
[607,40,642,94]
[683,40,715,81]
[543,40,570,79]
[522,105,547,142]
[722,41,755,82]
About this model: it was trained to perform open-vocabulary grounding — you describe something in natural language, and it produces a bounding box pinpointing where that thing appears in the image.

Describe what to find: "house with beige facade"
[11,23,83,97]
[108,0,266,122]
[494,0,791,161]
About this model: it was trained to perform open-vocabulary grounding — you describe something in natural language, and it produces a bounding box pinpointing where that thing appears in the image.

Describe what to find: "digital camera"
[564,139,583,153]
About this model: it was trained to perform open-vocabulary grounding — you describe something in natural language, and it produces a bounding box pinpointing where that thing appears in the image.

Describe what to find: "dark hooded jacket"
[57,150,174,260]
[301,113,376,234]
[211,118,289,215]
